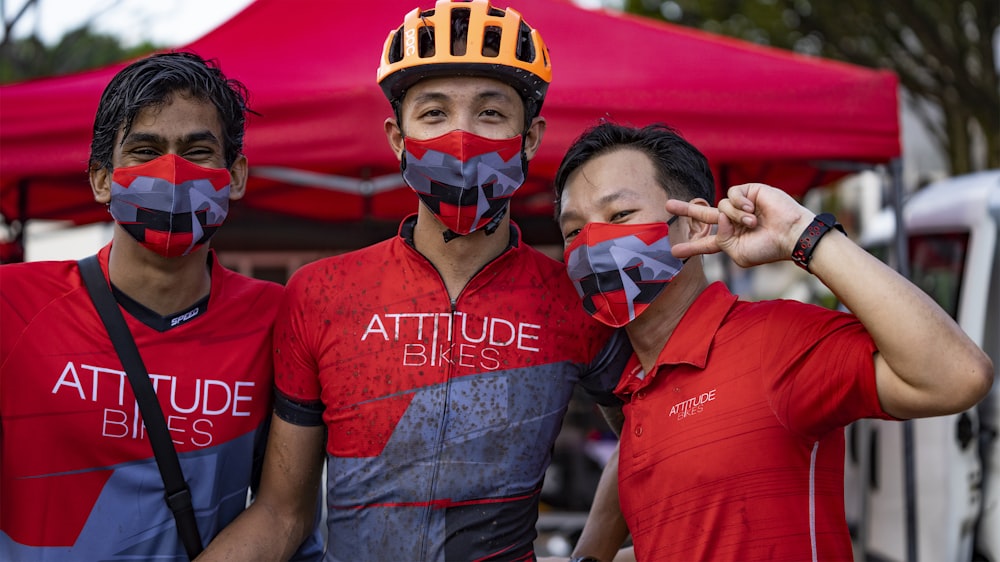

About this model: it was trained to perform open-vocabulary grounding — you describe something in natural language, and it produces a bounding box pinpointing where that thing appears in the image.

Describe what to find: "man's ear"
[228,154,249,201]
[385,117,405,161]
[523,116,546,161]
[685,198,715,240]
[89,163,112,204]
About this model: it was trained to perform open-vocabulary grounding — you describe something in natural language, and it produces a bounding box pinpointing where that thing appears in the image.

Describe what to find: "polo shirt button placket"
[633,389,646,437]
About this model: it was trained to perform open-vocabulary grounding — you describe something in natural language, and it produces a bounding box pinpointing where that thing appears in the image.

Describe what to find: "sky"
[5,0,255,47]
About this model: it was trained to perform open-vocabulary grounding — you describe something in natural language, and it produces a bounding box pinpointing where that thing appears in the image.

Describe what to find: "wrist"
[570,557,603,562]
[790,212,844,272]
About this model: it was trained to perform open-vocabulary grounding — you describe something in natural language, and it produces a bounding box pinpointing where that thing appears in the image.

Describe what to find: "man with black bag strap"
[0,52,322,561]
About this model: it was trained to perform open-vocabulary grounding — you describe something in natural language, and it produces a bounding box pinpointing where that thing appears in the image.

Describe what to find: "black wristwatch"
[790,212,845,271]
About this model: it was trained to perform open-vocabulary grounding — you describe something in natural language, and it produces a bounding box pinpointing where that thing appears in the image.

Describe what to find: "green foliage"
[622,0,999,174]
[0,24,159,84]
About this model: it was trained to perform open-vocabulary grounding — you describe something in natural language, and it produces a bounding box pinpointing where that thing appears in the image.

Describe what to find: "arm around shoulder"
[197,414,326,561]
[571,443,630,562]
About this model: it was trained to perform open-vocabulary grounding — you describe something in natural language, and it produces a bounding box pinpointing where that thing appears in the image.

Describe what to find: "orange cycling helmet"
[377,0,552,119]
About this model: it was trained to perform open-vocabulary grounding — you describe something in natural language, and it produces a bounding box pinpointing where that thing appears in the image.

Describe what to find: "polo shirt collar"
[616,281,737,395]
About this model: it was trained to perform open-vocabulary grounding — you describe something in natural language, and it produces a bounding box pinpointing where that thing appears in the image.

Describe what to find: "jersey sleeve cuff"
[273,388,325,426]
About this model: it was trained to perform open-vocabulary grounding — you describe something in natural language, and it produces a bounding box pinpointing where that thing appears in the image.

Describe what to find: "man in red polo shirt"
[554,122,993,562]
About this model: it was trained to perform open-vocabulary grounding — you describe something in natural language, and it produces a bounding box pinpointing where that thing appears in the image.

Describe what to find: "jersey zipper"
[405,240,516,560]
[419,297,458,560]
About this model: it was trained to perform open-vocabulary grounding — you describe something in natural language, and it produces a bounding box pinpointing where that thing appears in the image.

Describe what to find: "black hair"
[89,51,251,171]
[553,122,716,218]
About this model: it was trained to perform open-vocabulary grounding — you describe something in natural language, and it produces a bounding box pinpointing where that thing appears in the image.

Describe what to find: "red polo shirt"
[616,282,892,562]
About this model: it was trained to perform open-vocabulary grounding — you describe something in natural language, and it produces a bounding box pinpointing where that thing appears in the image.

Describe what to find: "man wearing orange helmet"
[198,2,626,560]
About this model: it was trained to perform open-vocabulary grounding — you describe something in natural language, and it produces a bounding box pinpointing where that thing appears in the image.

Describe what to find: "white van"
[848,170,1000,561]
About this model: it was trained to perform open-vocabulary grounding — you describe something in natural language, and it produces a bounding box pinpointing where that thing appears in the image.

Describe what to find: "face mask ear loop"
[665,215,689,265]
[518,127,530,180]
[481,210,506,237]
[394,101,408,174]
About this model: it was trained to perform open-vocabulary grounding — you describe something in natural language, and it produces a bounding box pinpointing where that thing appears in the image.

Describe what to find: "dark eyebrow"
[182,131,222,145]
[409,91,450,106]
[557,207,582,227]
[121,131,221,146]
[409,89,516,106]
[474,90,515,104]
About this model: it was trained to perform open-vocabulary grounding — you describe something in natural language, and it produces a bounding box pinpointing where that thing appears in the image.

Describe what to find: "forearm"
[572,445,629,562]
[198,498,316,561]
[198,416,326,561]
[612,546,636,562]
[809,229,993,417]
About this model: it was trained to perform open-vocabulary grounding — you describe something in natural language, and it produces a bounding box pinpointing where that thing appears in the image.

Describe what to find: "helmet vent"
[516,21,535,63]
[419,22,436,57]
[450,7,471,56]
[483,26,501,57]
[387,25,404,64]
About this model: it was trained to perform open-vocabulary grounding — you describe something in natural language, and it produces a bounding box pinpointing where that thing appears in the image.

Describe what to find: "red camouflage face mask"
[401,130,525,238]
[109,154,232,258]
[563,220,684,327]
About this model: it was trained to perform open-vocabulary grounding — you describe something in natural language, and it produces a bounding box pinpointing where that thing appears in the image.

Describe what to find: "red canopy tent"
[0,0,900,236]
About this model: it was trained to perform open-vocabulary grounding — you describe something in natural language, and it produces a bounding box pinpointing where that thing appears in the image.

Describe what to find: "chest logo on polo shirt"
[668,388,717,421]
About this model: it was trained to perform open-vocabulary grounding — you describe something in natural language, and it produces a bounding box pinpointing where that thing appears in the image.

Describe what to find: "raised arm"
[800,214,992,418]
[668,183,993,420]
[197,414,326,561]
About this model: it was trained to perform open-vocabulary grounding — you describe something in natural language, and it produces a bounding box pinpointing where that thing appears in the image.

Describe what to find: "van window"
[909,231,970,319]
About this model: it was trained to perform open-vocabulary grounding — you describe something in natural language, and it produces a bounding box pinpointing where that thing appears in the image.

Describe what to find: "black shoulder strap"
[77,255,204,560]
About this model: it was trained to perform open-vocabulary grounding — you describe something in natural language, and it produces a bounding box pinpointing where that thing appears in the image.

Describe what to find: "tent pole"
[14,179,29,263]
[717,165,736,287]
[853,418,872,558]
[888,157,918,562]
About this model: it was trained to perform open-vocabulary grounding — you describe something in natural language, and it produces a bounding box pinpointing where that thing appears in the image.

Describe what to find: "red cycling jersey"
[1,245,321,561]
[274,217,624,561]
